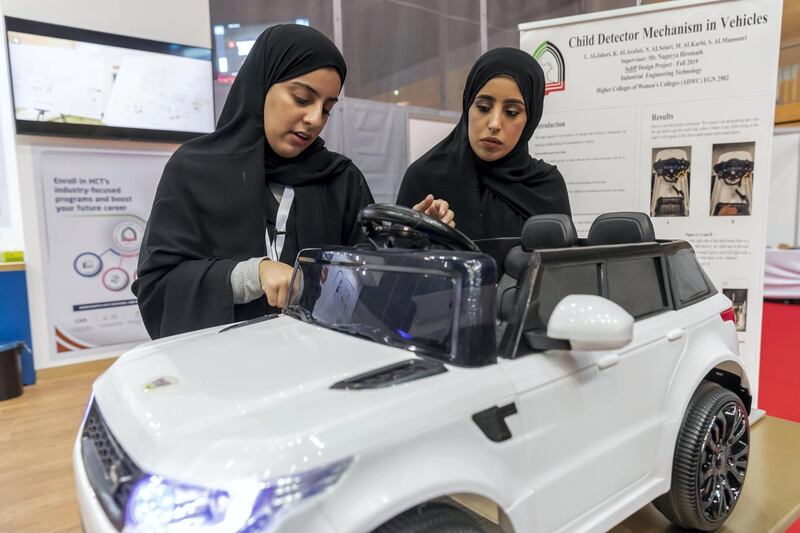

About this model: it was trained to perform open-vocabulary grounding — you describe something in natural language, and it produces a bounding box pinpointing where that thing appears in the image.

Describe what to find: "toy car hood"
[89,315,512,485]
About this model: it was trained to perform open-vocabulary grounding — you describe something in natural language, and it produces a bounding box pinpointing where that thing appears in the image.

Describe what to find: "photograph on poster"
[722,287,748,331]
[710,142,755,216]
[650,146,691,217]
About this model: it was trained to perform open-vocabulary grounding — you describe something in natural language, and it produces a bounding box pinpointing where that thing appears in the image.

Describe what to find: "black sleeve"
[396,163,424,208]
[133,156,238,339]
[548,165,572,217]
[341,164,375,246]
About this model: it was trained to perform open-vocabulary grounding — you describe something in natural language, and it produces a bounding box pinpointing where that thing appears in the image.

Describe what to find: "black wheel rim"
[698,401,749,522]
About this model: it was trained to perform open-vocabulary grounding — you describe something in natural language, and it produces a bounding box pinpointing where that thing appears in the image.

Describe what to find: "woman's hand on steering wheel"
[358,204,478,252]
[413,194,455,228]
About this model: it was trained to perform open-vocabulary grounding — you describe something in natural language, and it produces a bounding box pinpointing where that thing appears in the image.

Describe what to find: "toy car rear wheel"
[373,503,484,533]
[654,381,749,530]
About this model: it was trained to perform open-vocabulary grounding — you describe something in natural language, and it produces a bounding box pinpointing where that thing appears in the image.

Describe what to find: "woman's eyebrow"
[475,94,524,106]
[290,81,339,103]
[289,81,319,96]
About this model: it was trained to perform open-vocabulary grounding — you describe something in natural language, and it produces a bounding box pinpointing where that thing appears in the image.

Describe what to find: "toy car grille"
[81,401,144,529]
[331,358,447,389]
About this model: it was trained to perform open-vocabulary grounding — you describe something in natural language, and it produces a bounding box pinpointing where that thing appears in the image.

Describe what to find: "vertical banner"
[520,0,782,405]
[37,149,169,360]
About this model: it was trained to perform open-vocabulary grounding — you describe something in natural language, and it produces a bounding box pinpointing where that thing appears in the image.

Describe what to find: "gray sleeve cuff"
[231,257,266,304]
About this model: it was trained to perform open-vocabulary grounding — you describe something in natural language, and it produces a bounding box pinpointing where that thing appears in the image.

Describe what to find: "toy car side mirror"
[547,295,634,351]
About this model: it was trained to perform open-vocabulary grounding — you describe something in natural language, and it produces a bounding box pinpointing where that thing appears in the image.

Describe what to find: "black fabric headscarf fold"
[189,23,349,183]
[133,24,373,339]
[397,47,571,239]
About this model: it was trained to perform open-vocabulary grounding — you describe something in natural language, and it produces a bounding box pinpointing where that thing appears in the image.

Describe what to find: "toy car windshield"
[286,256,458,356]
[279,205,498,366]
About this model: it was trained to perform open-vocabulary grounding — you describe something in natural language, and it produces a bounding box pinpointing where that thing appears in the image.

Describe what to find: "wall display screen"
[212,22,272,84]
[212,20,304,83]
[4,17,215,142]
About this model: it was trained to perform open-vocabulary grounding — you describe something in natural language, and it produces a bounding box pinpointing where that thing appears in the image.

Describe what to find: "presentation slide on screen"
[521,0,781,403]
[7,31,215,133]
[38,149,169,357]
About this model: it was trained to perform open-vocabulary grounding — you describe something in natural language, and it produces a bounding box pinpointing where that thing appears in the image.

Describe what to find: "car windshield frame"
[285,253,463,360]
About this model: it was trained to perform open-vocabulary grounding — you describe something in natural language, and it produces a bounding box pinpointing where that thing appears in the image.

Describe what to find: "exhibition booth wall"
[768,127,800,247]
[0,0,212,370]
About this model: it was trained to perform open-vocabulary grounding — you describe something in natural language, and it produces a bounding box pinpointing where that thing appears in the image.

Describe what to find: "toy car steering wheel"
[358,204,480,252]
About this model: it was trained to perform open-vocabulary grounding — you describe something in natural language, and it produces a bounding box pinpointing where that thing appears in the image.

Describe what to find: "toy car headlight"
[124,457,352,532]
[238,457,352,533]
[125,476,236,531]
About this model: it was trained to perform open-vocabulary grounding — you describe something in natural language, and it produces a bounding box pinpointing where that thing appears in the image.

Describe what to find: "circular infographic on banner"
[102,267,130,291]
[112,221,145,253]
[73,252,103,277]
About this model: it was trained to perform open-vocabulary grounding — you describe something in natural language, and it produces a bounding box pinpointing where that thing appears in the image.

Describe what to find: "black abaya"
[133,25,373,339]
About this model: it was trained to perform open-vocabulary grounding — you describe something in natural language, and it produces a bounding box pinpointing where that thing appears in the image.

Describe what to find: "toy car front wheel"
[655,382,749,530]
[373,503,484,533]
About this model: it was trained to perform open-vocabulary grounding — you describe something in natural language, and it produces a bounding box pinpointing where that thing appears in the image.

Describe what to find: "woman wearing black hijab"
[397,48,571,240]
[133,25,375,339]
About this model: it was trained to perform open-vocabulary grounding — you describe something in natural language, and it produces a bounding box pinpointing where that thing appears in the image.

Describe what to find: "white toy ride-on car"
[74,206,750,533]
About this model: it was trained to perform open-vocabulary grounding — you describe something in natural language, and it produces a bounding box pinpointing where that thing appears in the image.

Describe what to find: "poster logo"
[532,41,565,95]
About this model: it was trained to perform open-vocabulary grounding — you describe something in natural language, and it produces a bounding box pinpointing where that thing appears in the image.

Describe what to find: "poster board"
[34,148,170,361]
[520,0,782,406]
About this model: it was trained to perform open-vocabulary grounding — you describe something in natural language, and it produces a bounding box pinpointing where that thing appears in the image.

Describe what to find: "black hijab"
[184,23,349,182]
[397,47,571,239]
[133,24,373,338]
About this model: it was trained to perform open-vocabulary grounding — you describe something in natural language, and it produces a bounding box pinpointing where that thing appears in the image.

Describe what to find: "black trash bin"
[0,341,24,401]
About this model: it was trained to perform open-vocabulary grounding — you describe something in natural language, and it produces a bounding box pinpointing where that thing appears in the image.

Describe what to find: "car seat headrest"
[503,247,531,280]
[502,214,577,280]
[586,212,655,246]
[520,214,578,252]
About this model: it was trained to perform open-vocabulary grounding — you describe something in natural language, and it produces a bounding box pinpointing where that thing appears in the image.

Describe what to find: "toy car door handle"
[597,354,620,370]
[666,328,686,341]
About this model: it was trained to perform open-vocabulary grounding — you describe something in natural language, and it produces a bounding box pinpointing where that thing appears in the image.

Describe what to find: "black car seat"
[498,214,578,323]
[585,211,655,245]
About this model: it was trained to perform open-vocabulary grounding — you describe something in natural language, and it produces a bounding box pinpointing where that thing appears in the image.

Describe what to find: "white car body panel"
[499,306,687,533]
[94,316,516,486]
[75,253,748,533]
